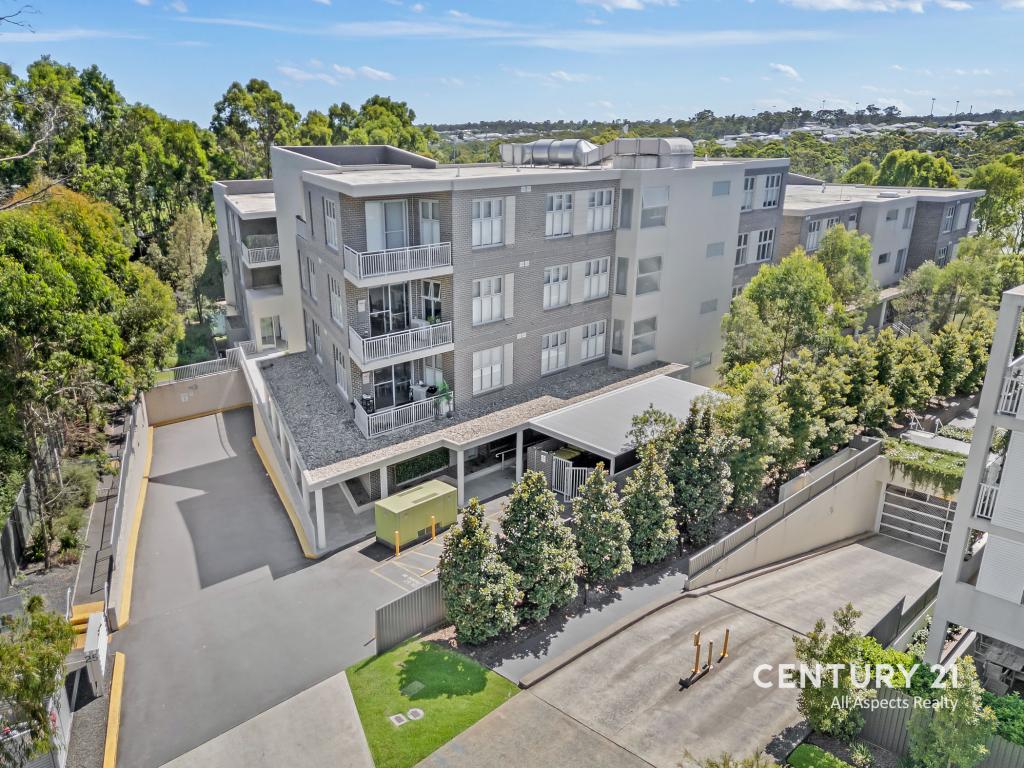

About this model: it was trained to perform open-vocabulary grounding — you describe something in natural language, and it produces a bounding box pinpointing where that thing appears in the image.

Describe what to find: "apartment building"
[926,285,1024,689]
[778,182,982,324]
[211,139,791,554]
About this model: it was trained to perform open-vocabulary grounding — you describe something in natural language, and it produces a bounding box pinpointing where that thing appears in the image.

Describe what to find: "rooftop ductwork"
[499,139,599,166]
[499,136,695,169]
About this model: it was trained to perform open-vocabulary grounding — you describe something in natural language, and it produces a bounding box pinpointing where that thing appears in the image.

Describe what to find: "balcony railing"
[975,482,999,520]
[348,321,453,366]
[240,234,280,266]
[343,242,452,282]
[998,374,1024,418]
[354,393,453,438]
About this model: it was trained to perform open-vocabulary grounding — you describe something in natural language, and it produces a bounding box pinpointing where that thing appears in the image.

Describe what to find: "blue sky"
[0,0,1021,125]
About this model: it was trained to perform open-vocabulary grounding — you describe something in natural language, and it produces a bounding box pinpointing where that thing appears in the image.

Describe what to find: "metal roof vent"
[499,139,598,166]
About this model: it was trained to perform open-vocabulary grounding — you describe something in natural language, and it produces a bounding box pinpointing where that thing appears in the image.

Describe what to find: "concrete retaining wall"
[144,370,252,426]
[687,456,888,589]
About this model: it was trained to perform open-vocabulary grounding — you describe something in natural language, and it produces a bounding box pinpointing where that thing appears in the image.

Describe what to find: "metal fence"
[861,687,1024,768]
[374,579,445,654]
[107,399,144,560]
[159,347,246,384]
[1,461,44,598]
[687,436,884,578]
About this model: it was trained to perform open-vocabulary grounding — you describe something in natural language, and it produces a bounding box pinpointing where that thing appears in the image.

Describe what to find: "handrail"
[343,241,452,280]
[354,393,454,438]
[349,321,453,365]
[975,482,998,520]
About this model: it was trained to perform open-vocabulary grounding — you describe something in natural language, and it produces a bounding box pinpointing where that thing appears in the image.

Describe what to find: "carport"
[526,375,712,498]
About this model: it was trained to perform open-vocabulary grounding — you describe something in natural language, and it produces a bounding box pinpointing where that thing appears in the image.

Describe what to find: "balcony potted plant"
[435,380,453,419]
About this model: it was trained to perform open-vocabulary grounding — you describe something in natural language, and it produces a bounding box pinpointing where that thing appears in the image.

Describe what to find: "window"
[895,248,907,273]
[305,255,317,299]
[631,317,657,355]
[611,319,624,355]
[311,318,322,361]
[587,189,614,233]
[635,255,662,295]
[422,280,442,323]
[735,233,749,266]
[472,198,504,247]
[329,274,344,327]
[712,180,731,197]
[640,186,669,228]
[472,276,503,324]
[583,258,610,300]
[472,346,503,394]
[846,213,858,230]
[423,354,443,387]
[741,176,755,211]
[825,216,841,230]
[761,174,782,208]
[619,189,633,229]
[942,204,956,234]
[581,320,606,361]
[419,200,440,245]
[878,252,890,265]
[937,244,951,265]
[706,242,725,259]
[614,257,629,295]
[700,299,718,315]
[545,192,573,238]
[903,207,914,230]
[333,345,347,396]
[298,250,309,293]
[806,220,822,251]
[886,209,899,223]
[731,285,744,298]
[755,229,775,262]
[543,265,569,309]
[955,202,970,230]
[303,309,312,351]
[541,331,568,374]
[323,198,338,249]
[259,316,280,347]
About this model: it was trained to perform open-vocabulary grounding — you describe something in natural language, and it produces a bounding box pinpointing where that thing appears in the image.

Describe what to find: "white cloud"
[277,65,337,85]
[890,63,905,70]
[359,65,395,80]
[331,64,356,77]
[1004,0,1024,7]
[719,75,733,82]
[549,69,592,82]
[440,76,464,87]
[951,67,992,75]
[781,0,969,9]
[169,0,188,12]
[506,67,595,85]
[411,2,425,10]
[577,0,677,10]
[312,0,331,4]
[172,39,208,47]
[135,0,153,5]
[447,9,469,17]
[583,16,606,24]
[0,28,145,42]
[769,62,802,80]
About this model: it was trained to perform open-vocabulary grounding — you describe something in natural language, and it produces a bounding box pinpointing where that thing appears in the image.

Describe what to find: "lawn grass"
[346,639,518,768]
[788,744,853,768]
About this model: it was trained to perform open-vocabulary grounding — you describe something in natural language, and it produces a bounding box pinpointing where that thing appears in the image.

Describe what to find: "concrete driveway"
[115,410,407,768]
[420,537,942,768]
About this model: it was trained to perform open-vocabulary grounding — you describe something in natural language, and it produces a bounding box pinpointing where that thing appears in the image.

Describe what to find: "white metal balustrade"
[998,374,1024,418]
[343,242,452,281]
[348,321,454,366]
[240,234,280,266]
[975,482,999,520]
[354,393,453,438]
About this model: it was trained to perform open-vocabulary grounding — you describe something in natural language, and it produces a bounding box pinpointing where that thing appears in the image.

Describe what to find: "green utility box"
[374,479,458,548]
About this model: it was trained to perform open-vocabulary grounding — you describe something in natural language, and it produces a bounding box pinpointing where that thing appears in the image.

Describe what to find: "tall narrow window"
[472,276,503,324]
[955,202,970,230]
[545,192,573,237]
[942,204,956,234]
[641,187,669,228]
[543,265,569,309]
[419,200,440,244]
[741,176,755,211]
[761,174,782,208]
[423,354,442,387]
[635,255,662,295]
[323,198,338,249]
[422,280,442,323]
[611,319,624,355]
[472,346,503,394]
[472,198,504,247]
[581,320,606,361]
[614,257,629,295]
[806,220,822,251]
[755,229,775,262]
[903,207,914,230]
[305,255,317,299]
[333,344,347,396]
[631,317,657,355]
[735,233,749,266]
[587,189,614,233]
[619,189,633,229]
[895,248,907,273]
[583,258,610,300]
[541,331,568,374]
[312,319,322,360]
[329,274,344,326]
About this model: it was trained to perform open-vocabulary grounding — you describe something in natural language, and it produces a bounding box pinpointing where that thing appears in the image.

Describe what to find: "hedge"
[395,447,450,485]
[883,438,966,496]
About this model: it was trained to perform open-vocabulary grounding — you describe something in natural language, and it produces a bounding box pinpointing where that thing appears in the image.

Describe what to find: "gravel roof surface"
[259,351,682,484]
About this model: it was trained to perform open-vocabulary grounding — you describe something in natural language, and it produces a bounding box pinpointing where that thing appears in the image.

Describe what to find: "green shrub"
[849,743,873,768]
[58,461,98,515]
[788,744,852,768]
[25,523,49,563]
[884,438,965,496]
[982,692,1024,747]
[56,510,86,552]
[395,448,450,485]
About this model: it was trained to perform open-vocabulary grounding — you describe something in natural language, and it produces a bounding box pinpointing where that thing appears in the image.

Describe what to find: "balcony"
[240,234,280,267]
[354,392,454,438]
[348,321,454,368]
[295,215,310,241]
[998,369,1024,418]
[343,242,452,287]
[976,482,999,520]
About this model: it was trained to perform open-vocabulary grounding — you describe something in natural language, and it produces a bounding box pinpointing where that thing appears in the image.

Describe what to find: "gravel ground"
[12,561,77,614]
[66,649,113,768]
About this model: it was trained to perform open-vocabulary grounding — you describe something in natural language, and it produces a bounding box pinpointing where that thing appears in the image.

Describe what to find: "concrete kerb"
[516,533,874,689]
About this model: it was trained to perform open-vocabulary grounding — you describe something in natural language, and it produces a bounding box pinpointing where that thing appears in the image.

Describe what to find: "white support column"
[314,488,326,551]
[380,466,389,499]
[609,456,616,476]
[457,449,466,506]
[515,431,524,481]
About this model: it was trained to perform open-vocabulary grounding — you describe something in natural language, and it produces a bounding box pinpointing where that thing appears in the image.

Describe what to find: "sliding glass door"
[368,283,409,337]
[372,362,413,410]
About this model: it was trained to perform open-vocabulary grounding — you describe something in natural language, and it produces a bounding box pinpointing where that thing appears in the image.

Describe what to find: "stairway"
[70,601,104,650]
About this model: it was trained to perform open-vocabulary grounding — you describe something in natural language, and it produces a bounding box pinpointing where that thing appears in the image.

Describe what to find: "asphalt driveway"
[114,410,407,768]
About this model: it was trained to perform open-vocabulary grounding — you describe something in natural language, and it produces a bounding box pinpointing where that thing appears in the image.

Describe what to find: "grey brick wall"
[907,200,972,272]
[732,166,788,289]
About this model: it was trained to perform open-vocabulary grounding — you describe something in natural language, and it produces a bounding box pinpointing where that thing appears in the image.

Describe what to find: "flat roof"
[224,191,277,218]
[529,375,713,458]
[784,183,982,213]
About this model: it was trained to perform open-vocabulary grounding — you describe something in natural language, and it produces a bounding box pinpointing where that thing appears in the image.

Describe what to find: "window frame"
[328,274,344,327]
[735,232,749,266]
[755,229,775,262]
[761,173,782,208]
[635,255,662,295]
[323,197,339,250]
[712,180,731,197]
[631,316,657,355]
[472,346,503,394]
[806,220,822,252]
[471,276,504,325]
[543,265,570,309]
[471,197,504,248]
[586,189,614,233]
[540,330,568,375]
[583,257,610,300]
[640,186,669,229]
[544,192,574,238]
[941,204,956,234]
[581,320,607,361]
[741,176,755,211]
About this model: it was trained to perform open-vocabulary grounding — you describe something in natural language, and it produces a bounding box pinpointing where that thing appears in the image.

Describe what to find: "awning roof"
[528,375,712,459]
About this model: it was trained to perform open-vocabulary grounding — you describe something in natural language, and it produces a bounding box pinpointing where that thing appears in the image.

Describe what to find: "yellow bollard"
[721,628,730,659]
[692,643,701,675]
[395,530,400,557]
[431,515,436,540]
[706,641,714,671]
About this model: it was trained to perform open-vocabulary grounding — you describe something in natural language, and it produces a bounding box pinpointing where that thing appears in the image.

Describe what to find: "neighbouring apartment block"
[927,285,1024,690]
